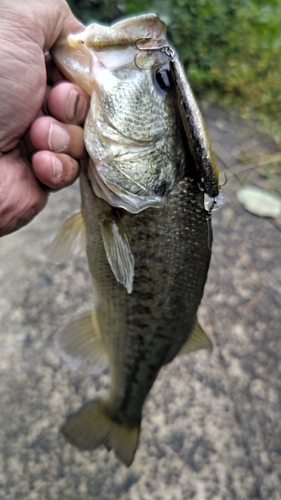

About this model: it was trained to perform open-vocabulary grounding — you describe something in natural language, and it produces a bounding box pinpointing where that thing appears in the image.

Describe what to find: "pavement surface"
[0,105,280,499]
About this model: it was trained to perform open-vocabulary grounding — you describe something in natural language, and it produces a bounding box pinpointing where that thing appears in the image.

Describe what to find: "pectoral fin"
[56,311,108,374]
[100,215,134,294]
[180,319,212,354]
[49,211,86,262]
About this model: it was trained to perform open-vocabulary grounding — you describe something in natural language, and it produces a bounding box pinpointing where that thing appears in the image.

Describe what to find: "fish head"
[52,15,186,213]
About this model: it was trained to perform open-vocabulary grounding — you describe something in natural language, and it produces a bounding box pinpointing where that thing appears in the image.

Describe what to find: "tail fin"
[61,399,140,467]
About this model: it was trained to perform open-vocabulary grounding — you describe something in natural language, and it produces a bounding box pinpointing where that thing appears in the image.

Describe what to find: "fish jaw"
[51,37,94,96]
[67,14,167,52]
[51,14,167,95]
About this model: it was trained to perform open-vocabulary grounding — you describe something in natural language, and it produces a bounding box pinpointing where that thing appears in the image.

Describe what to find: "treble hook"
[133,37,176,69]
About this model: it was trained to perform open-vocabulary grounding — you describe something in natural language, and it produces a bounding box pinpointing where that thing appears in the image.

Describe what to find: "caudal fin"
[61,399,140,467]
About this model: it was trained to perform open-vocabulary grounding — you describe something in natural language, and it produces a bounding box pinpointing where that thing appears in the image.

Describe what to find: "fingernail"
[66,90,87,122]
[52,155,63,178]
[48,123,69,152]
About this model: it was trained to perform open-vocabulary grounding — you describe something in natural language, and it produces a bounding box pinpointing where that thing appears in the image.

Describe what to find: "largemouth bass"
[51,14,220,467]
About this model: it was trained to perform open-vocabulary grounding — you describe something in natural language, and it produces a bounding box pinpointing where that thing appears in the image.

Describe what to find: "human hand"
[0,0,90,236]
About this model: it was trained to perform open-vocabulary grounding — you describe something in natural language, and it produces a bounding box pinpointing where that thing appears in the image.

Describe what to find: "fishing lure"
[134,38,220,200]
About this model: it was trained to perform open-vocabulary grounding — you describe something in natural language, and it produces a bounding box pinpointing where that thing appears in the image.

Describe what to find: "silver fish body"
[51,14,219,466]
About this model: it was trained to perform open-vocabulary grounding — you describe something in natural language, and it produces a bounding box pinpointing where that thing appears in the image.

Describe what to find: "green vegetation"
[66,0,281,133]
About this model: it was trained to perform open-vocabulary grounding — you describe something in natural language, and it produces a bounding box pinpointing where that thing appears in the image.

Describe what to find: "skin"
[0,0,90,236]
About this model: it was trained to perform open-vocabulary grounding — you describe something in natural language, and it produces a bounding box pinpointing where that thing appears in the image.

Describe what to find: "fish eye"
[153,68,174,94]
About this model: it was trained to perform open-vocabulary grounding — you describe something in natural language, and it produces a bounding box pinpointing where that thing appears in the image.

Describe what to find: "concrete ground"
[0,106,280,499]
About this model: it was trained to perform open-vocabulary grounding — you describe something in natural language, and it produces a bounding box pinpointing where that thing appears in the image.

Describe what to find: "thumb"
[21,0,85,50]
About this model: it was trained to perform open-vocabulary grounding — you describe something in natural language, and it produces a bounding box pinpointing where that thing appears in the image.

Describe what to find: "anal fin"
[56,311,108,374]
[49,210,86,262]
[180,318,212,354]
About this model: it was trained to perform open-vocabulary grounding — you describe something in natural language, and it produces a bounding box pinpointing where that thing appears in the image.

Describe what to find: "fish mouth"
[88,160,168,214]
